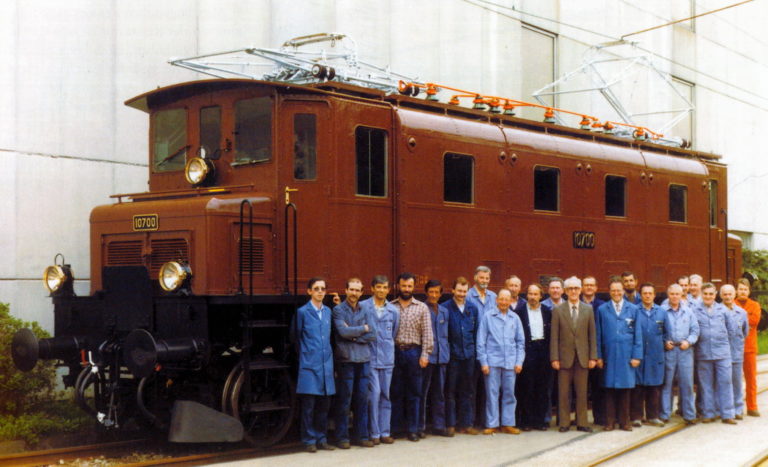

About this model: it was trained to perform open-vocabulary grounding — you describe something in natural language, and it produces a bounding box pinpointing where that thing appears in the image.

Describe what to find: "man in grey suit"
[551,276,598,432]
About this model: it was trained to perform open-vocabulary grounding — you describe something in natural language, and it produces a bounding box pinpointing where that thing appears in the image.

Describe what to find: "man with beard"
[332,278,377,448]
[515,283,552,431]
[391,273,433,441]
[622,271,641,305]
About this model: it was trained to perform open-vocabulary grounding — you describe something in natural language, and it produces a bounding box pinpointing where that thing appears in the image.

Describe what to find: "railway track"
[0,439,151,467]
[587,384,768,466]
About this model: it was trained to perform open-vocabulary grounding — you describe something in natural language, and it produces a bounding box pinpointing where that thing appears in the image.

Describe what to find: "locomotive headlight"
[184,157,214,186]
[43,265,73,293]
[159,261,192,292]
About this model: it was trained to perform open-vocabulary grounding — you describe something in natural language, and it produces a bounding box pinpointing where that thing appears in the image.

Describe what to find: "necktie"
[615,302,621,315]
[571,305,577,322]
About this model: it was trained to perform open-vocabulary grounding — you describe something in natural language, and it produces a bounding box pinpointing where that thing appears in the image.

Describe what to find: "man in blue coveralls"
[477,288,525,435]
[630,283,667,427]
[720,284,749,419]
[694,282,737,424]
[660,283,699,424]
[445,277,481,436]
[419,279,451,437]
[291,277,336,453]
[363,275,400,445]
[596,278,643,431]
[332,278,377,448]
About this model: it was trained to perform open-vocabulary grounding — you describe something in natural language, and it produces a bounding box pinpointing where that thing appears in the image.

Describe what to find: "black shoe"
[336,440,351,449]
[536,425,549,431]
[417,431,426,439]
[684,419,697,425]
[576,426,593,433]
[434,428,454,437]
[305,444,317,453]
[522,426,532,431]
[558,426,569,433]
[317,442,336,451]
[356,439,374,447]
[407,432,420,442]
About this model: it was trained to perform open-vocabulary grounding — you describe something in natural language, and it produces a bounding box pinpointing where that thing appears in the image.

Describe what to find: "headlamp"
[159,261,192,292]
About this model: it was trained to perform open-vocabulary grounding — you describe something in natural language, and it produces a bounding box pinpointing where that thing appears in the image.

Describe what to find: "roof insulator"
[543,108,556,123]
[472,95,486,110]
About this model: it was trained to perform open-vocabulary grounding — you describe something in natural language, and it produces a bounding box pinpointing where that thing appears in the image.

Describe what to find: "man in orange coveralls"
[735,278,761,417]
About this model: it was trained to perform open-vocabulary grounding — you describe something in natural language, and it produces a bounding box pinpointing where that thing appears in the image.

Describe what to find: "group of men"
[290,268,762,453]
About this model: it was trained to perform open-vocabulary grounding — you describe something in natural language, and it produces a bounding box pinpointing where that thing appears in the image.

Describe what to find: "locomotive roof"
[125,78,721,163]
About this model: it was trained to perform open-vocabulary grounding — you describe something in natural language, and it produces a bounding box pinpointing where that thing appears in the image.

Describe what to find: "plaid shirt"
[392,298,434,360]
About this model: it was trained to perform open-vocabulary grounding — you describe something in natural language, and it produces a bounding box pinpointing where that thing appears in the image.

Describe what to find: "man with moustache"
[332,278,377,448]
[444,277,481,435]
[515,283,553,431]
[622,271,641,305]
[735,278,761,417]
[551,276,597,433]
[391,273,433,441]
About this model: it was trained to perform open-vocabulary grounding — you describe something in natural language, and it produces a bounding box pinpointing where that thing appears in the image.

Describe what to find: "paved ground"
[221,356,768,467]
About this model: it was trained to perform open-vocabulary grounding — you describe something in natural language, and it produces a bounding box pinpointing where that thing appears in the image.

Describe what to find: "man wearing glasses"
[291,277,336,453]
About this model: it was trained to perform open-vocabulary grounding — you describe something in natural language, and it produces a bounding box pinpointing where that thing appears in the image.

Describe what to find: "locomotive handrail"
[284,200,298,296]
[238,200,254,296]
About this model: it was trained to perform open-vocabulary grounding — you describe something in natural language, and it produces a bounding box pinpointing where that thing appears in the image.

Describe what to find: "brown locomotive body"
[12,76,741,445]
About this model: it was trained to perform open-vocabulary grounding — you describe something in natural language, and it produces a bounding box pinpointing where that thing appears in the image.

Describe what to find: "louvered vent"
[106,240,142,266]
[150,238,189,274]
[239,238,265,273]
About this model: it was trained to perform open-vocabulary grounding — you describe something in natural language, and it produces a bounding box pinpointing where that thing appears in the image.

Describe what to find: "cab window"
[233,96,272,165]
[200,106,221,159]
[669,184,688,222]
[444,153,474,204]
[605,175,627,217]
[355,126,387,197]
[152,108,187,172]
[534,166,559,211]
[293,114,317,180]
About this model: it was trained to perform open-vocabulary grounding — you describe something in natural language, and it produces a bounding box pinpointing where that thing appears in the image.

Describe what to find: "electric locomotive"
[11,36,741,445]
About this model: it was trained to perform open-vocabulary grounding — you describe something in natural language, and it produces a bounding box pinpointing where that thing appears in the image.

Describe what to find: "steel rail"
[0,438,149,467]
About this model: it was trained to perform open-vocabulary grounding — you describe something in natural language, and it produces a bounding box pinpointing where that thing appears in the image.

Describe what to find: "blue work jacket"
[360,297,400,369]
[476,308,525,370]
[663,303,699,345]
[291,300,335,396]
[443,299,479,361]
[624,292,642,306]
[635,304,667,386]
[427,303,450,365]
[467,287,497,321]
[725,304,749,363]
[596,300,644,389]
[332,300,377,363]
[693,301,733,361]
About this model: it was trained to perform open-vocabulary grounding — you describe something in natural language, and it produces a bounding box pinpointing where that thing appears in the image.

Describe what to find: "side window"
[355,127,387,197]
[234,96,272,165]
[293,114,316,180]
[669,184,688,223]
[534,166,559,211]
[200,106,221,158]
[444,153,474,204]
[152,108,187,172]
[709,180,718,227]
[605,175,627,217]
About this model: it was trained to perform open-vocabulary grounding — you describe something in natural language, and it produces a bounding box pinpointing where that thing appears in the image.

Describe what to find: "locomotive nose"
[11,328,81,372]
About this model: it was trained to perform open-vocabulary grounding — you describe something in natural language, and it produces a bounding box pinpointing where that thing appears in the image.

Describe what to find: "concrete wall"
[1,0,766,329]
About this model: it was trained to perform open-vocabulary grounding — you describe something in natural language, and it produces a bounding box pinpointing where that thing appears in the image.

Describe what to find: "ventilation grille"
[150,238,189,274]
[106,241,142,266]
[239,238,265,273]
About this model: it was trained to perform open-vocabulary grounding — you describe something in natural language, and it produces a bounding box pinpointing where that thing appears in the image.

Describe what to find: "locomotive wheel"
[225,364,295,447]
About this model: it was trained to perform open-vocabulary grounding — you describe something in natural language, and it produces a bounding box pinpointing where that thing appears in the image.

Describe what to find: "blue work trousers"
[300,394,331,446]
[697,358,735,420]
[420,363,447,432]
[368,367,393,439]
[334,361,370,442]
[732,359,745,416]
[661,347,696,421]
[391,346,424,434]
[446,358,476,428]
[484,367,517,428]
